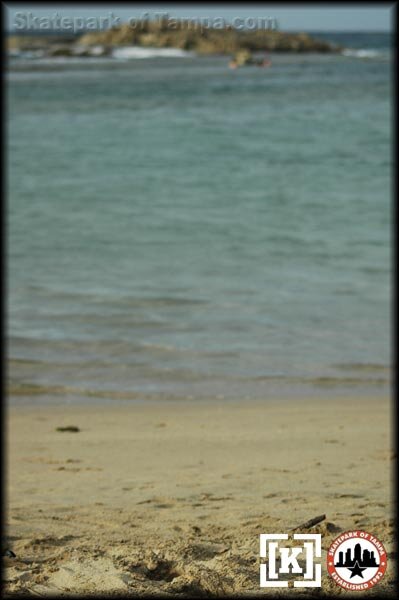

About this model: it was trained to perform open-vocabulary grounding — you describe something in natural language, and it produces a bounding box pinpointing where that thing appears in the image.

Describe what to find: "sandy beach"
[4,395,394,596]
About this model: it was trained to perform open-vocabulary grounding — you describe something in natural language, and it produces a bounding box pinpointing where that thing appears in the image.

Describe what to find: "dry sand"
[4,395,394,596]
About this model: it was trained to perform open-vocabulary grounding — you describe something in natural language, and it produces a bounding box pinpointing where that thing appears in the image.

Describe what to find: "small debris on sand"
[56,426,80,433]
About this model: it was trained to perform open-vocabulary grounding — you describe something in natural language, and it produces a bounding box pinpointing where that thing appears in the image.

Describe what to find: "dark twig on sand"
[56,426,80,432]
[290,514,326,531]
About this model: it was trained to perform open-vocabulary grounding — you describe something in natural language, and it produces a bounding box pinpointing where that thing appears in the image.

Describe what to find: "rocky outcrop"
[77,22,338,54]
[7,34,77,51]
[7,21,339,56]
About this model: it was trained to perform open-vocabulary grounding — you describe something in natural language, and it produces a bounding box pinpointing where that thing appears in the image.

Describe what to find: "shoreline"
[7,371,392,408]
[5,394,394,595]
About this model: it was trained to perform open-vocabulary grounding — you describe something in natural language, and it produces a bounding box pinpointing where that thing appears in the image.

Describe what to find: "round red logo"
[327,530,387,591]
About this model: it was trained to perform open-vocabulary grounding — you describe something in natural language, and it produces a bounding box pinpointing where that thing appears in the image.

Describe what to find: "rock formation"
[7,20,340,56]
[77,21,338,54]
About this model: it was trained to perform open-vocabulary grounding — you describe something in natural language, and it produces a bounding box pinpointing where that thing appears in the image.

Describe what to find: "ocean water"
[7,32,392,403]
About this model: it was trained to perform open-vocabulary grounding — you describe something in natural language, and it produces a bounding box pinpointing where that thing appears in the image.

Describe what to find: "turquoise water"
[7,34,392,402]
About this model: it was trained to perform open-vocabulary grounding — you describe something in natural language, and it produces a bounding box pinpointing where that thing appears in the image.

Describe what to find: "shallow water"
[7,33,392,401]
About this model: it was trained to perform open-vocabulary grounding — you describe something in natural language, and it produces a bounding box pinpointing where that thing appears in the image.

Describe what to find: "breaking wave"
[111,46,194,59]
[341,48,386,59]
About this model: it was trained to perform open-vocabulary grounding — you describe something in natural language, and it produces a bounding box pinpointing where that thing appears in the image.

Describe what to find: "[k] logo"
[260,533,321,587]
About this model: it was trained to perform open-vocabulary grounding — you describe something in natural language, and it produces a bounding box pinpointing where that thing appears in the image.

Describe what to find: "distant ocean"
[7,32,392,403]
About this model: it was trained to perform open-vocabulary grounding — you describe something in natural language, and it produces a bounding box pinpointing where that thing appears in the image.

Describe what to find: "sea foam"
[111,46,194,59]
[342,48,383,59]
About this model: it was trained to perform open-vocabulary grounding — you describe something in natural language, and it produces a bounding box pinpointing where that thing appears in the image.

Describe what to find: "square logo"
[260,533,321,587]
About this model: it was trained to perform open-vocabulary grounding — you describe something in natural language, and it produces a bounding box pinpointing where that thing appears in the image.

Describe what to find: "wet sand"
[4,395,394,596]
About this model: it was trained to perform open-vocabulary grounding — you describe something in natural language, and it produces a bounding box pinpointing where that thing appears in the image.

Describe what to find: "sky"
[5,4,394,32]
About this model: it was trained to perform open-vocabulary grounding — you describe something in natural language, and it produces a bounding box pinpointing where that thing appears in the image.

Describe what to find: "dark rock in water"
[3,549,16,558]
[56,426,80,432]
[47,45,75,57]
